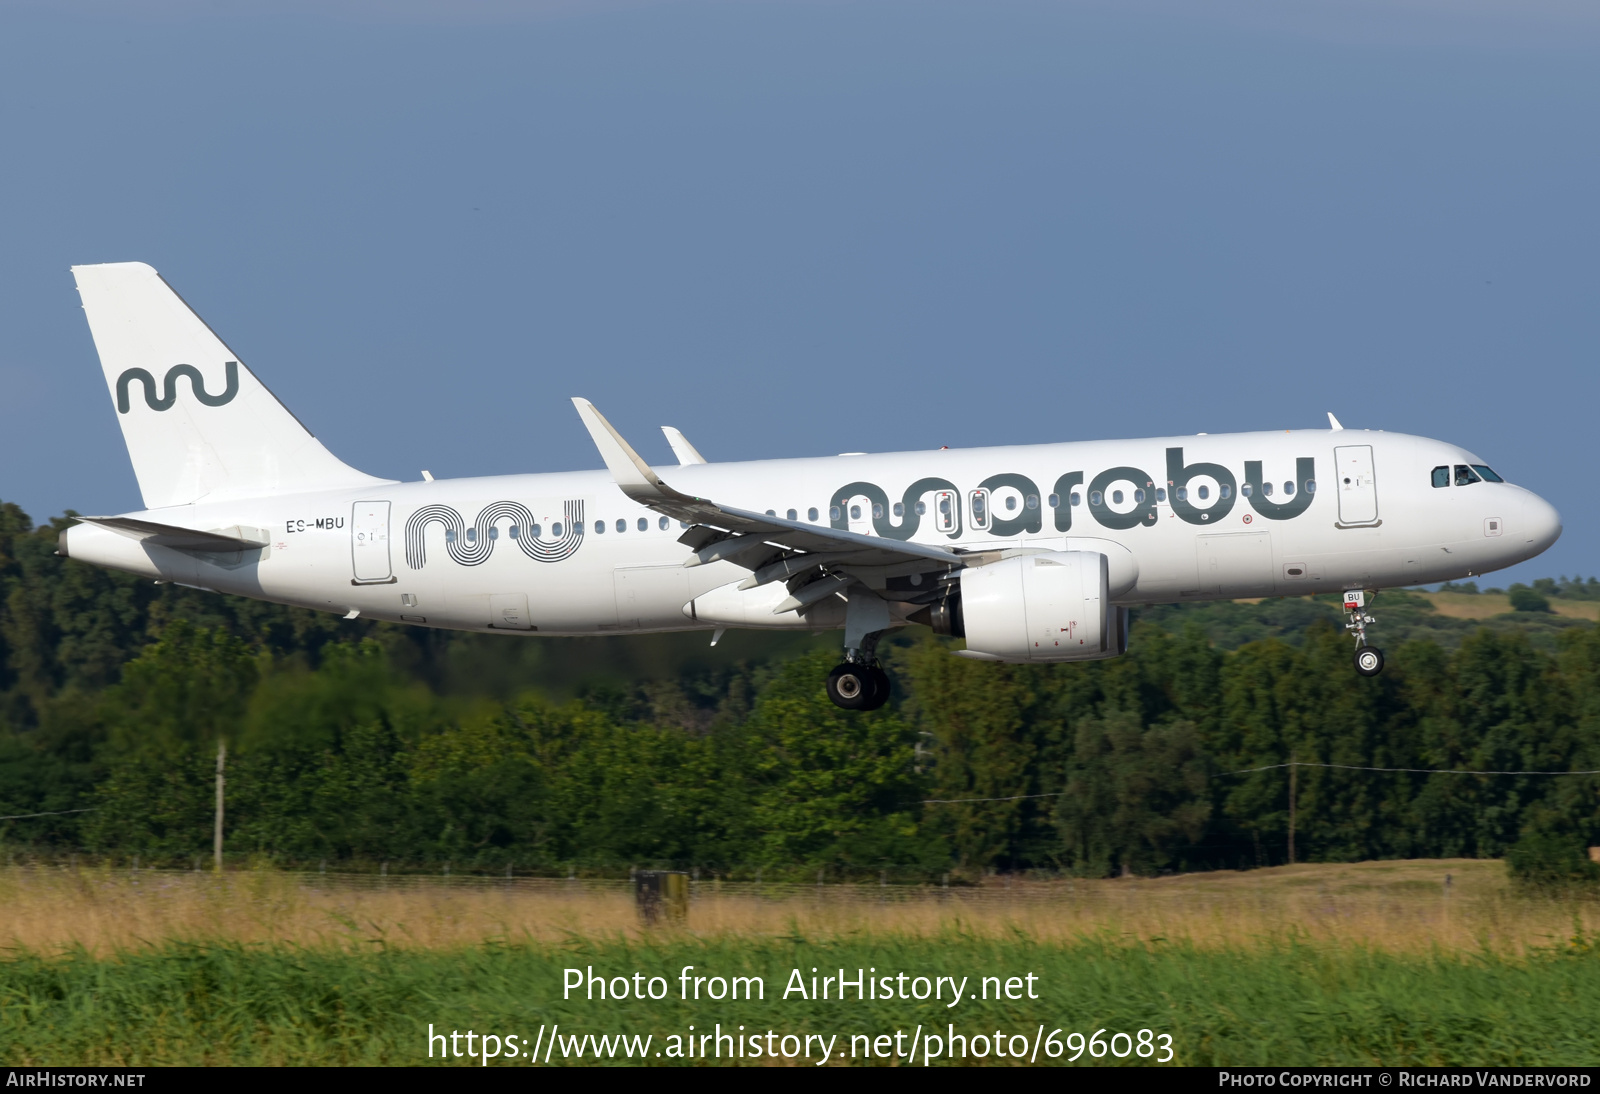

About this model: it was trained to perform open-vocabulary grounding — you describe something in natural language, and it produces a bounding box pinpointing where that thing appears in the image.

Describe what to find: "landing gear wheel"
[826,663,892,711]
[827,663,874,710]
[1354,647,1385,677]
[862,666,891,711]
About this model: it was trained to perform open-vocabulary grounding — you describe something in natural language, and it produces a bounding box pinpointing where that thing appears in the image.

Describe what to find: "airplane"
[58,262,1562,711]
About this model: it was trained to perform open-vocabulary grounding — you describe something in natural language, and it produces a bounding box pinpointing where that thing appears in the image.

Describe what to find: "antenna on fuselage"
[1327,412,1345,431]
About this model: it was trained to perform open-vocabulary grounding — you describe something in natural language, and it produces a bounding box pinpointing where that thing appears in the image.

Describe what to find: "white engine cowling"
[957,550,1124,663]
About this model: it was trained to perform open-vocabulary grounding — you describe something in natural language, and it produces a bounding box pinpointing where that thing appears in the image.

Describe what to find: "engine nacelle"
[948,551,1127,663]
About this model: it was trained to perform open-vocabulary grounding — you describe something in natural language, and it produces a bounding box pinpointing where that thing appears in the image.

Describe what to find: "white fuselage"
[61,427,1561,637]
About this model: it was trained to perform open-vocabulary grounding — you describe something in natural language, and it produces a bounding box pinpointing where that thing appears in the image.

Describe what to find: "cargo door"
[1334,445,1379,525]
[1196,532,1274,597]
[614,565,692,630]
[351,501,393,584]
[488,592,532,630]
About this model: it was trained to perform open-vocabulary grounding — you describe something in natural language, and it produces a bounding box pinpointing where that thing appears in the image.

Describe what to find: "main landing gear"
[826,660,890,711]
[826,628,891,711]
[1344,590,1385,677]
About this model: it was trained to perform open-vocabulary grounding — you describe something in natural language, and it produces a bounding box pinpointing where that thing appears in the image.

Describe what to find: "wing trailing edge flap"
[76,515,271,553]
[570,398,967,590]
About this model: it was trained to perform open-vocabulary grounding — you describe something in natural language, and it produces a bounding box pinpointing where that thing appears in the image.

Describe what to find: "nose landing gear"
[1344,590,1385,677]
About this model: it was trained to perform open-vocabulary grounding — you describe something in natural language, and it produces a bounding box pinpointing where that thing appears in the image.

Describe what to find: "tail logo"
[404,501,585,568]
[116,361,239,414]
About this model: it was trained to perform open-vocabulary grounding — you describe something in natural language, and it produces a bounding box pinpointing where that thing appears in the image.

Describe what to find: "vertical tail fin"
[72,262,390,509]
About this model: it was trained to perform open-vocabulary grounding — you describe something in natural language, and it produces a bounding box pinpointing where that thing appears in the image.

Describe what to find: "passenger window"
[1133,489,1145,504]
[616,519,626,533]
[1175,487,1187,502]
[550,522,560,537]
[658,516,670,530]
[1089,491,1103,507]
[1111,490,1124,505]
[1472,465,1504,483]
[465,528,476,544]
[850,505,861,520]
[1262,482,1273,497]
[1004,495,1017,511]
[808,508,819,522]
[830,506,841,521]
[1070,492,1081,506]
[1305,480,1316,493]
[1198,485,1209,500]
[638,517,648,532]
[1219,484,1231,499]
[1283,481,1295,496]
[1241,483,1253,497]
[872,503,884,519]
[1431,466,1450,488]
[444,529,457,543]
[893,502,904,518]
[766,510,775,517]
[1155,487,1167,503]
[1047,493,1059,508]
[1455,465,1481,486]
[786,509,797,521]
[488,526,499,540]
[1026,494,1039,510]
[595,521,605,534]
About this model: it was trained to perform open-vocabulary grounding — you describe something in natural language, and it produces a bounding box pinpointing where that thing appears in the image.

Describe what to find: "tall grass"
[1,861,1598,1066]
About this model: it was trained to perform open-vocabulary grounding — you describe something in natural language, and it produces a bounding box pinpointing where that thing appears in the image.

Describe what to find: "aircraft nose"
[1520,491,1562,555]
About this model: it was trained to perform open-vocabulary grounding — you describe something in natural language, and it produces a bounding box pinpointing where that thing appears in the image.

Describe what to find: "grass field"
[2,861,1597,1066]
[1417,591,1600,622]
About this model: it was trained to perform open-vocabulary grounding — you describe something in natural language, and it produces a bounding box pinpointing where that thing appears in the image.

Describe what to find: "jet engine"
[916,550,1129,663]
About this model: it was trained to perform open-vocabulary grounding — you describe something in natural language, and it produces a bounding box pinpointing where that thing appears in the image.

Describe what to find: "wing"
[74,515,270,553]
[572,398,985,608]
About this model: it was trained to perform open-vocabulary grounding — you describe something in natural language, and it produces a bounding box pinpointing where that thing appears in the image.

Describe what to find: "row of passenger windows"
[1431,464,1504,488]
[825,480,1316,521]
[442,515,678,542]
[442,476,1328,543]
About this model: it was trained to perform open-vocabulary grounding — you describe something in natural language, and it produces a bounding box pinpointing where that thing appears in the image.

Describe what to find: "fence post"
[1288,756,1297,866]
[635,871,689,926]
[213,739,226,873]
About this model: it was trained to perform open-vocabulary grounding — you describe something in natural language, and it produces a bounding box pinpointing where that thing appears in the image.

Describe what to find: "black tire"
[826,663,875,710]
[1354,646,1385,677]
[859,666,891,711]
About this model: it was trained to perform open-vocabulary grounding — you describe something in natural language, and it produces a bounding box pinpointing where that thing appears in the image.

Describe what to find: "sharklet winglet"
[571,398,702,511]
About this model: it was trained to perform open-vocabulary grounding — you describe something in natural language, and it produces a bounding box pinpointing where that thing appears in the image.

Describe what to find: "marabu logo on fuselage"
[404,500,585,568]
[828,447,1316,539]
[116,361,239,413]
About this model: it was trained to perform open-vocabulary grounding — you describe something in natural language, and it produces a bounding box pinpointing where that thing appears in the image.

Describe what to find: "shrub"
[1508,584,1553,613]
[1506,830,1599,891]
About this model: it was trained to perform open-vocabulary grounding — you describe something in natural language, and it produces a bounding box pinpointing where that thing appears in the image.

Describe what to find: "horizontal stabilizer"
[75,515,270,553]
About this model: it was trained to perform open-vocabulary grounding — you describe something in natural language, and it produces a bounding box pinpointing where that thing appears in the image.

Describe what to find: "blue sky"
[1,0,1595,586]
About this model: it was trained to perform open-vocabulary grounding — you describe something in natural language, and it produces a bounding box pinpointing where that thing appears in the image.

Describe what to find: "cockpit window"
[1472,465,1504,483]
[1431,466,1450,489]
[1454,465,1481,487]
